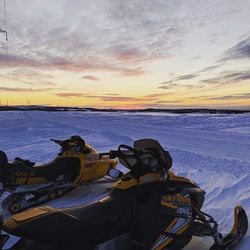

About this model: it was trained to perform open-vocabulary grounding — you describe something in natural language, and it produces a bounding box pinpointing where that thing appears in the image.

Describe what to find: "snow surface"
[0,111,249,249]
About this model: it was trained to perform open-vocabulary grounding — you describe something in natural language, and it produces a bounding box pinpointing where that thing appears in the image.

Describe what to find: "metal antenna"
[0,28,7,40]
[0,0,8,40]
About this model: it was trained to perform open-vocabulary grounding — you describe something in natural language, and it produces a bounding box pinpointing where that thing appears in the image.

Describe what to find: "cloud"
[0,87,55,92]
[158,83,179,89]
[97,96,139,102]
[201,71,250,86]
[220,37,250,61]
[10,68,54,79]
[0,53,39,68]
[0,68,57,86]
[110,47,147,62]
[174,73,199,81]
[158,73,199,89]
[105,93,120,96]
[120,67,147,77]
[197,65,219,73]
[206,93,250,100]
[81,75,100,81]
[1,0,249,109]
[158,68,250,90]
[144,93,171,98]
[155,100,182,104]
[55,93,160,103]
[55,93,87,98]
[0,0,205,76]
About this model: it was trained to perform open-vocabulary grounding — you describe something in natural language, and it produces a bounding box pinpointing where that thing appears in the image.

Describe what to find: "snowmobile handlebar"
[99,145,142,160]
[99,145,159,171]
[51,139,62,145]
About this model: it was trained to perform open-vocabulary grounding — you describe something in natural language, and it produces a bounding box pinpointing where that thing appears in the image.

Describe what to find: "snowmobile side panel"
[75,157,118,184]
[168,171,198,186]
[129,187,193,250]
[11,207,50,222]
[13,177,47,185]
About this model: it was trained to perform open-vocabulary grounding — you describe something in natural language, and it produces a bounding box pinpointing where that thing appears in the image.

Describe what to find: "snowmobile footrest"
[209,206,248,250]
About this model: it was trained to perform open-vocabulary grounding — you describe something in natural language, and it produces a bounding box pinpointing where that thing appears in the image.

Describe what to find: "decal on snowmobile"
[161,193,191,205]
[151,214,191,250]
[153,194,193,250]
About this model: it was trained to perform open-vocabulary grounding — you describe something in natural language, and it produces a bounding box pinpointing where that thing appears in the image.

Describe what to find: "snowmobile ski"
[209,206,248,250]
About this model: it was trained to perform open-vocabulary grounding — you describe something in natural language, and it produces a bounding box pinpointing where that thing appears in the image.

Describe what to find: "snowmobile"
[0,139,248,250]
[0,136,120,214]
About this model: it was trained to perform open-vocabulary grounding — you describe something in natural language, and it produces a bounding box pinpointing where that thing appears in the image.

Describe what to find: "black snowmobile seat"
[6,157,81,183]
[14,157,35,168]
[3,191,133,245]
[134,139,172,170]
[33,158,81,182]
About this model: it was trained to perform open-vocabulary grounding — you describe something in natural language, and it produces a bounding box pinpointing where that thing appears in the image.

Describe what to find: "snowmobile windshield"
[134,139,172,170]
[115,145,162,175]
[51,136,92,154]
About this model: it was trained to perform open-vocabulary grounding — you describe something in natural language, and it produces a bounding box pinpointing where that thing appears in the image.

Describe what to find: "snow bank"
[0,111,249,249]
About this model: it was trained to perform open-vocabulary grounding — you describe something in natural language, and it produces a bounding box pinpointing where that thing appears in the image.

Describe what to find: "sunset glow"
[0,1,250,109]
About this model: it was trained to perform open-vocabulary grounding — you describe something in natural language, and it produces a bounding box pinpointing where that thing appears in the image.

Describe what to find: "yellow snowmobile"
[0,139,247,250]
[0,136,120,214]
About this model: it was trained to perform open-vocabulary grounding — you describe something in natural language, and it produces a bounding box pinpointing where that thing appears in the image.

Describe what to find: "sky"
[0,0,250,109]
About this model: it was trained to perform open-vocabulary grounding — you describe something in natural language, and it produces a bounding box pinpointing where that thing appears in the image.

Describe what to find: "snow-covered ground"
[0,111,249,249]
